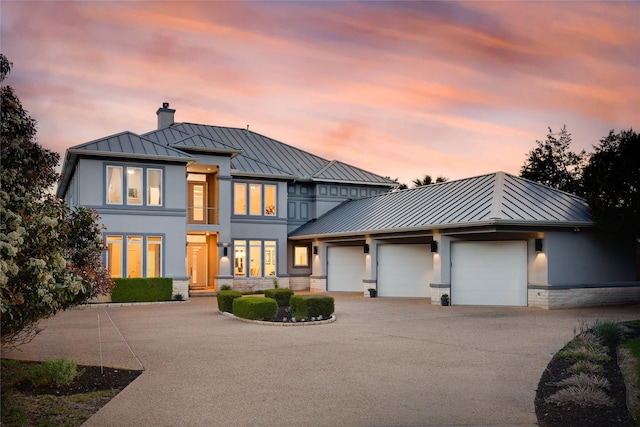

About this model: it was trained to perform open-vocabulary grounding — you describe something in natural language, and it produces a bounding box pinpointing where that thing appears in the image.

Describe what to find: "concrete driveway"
[3,294,639,426]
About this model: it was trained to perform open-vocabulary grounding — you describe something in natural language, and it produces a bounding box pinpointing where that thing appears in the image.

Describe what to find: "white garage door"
[327,246,365,292]
[451,241,527,306]
[378,244,432,297]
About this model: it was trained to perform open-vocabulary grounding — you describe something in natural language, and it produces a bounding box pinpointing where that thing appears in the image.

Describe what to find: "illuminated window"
[265,185,276,216]
[147,169,162,206]
[106,235,123,278]
[234,240,246,276]
[127,236,143,278]
[147,236,162,277]
[293,245,309,267]
[233,240,277,277]
[249,240,262,276]
[249,185,262,215]
[234,183,247,215]
[127,167,143,205]
[106,166,123,204]
[264,241,276,276]
[234,183,277,217]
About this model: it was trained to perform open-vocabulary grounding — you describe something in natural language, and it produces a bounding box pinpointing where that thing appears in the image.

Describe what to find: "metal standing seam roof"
[288,172,594,238]
[171,123,396,185]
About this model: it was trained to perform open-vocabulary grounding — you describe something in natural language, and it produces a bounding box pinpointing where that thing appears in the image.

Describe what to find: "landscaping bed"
[1,358,142,426]
[535,321,640,427]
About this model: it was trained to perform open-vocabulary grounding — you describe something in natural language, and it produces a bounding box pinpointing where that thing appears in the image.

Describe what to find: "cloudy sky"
[2,1,639,185]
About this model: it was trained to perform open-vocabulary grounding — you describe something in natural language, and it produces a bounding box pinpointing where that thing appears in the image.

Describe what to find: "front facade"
[58,104,639,308]
[57,103,395,297]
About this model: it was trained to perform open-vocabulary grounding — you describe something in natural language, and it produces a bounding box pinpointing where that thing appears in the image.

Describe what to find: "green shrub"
[111,278,173,302]
[264,288,294,307]
[217,290,242,313]
[220,285,232,291]
[290,295,334,320]
[233,297,278,321]
[42,357,79,387]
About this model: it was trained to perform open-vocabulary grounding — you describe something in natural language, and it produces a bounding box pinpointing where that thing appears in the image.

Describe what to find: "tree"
[582,129,640,235]
[0,54,113,346]
[412,174,448,188]
[520,126,586,195]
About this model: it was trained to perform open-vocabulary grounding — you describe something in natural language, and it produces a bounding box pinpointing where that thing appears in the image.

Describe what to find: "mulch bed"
[14,362,142,395]
[535,324,640,427]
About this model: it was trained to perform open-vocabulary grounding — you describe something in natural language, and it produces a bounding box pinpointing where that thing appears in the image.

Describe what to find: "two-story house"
[57,103,396,297]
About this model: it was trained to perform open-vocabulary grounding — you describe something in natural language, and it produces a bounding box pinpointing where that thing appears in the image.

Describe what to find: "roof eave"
[231,170,296,180]
[68,148,194,163]
[289,219,595,240]
[168,144,243,158]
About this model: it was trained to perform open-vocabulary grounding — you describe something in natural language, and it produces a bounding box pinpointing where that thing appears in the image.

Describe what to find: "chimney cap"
[162,102,170,109]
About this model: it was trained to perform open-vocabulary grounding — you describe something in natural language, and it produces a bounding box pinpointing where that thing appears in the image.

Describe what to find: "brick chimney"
[156,102,175,129]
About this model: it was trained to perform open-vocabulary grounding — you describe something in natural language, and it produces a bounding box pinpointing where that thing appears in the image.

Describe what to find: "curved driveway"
[3,294,639,426]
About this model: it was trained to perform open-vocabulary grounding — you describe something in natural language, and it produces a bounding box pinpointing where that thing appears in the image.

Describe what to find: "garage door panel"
[378,244,432,297]
[327,246,365,292]
[452,241,527,306]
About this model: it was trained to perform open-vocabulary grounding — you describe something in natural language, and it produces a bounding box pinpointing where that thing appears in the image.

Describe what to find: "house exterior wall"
[546,231,636,284]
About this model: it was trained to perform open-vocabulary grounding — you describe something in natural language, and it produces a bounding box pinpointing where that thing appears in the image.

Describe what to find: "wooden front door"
[187,243,208,289]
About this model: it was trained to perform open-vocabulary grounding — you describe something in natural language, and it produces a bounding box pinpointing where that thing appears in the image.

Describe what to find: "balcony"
[187,206,219,225]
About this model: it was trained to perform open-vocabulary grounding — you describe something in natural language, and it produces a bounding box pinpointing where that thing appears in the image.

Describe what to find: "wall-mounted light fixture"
[223,247,228,257]
[363,244,370,254]
[430,241,438,253]
[535,238,543,252]
[313,246,318,255]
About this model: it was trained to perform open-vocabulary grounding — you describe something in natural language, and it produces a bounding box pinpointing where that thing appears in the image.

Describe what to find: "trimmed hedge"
[217,290,243,313]
[111,278,173,302]
[290,295,334,320]
[264,288,294,307]
[233,297,278,321]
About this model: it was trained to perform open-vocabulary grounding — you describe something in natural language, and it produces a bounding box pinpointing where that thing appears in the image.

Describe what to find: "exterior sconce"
[223,247,228,257]
[313,246,318,255]
[363,244,370,254]
[535,238,543,252]
[430,241,438,253]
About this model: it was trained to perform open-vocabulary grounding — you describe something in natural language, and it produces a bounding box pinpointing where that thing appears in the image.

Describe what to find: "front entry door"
[187,243,208,289]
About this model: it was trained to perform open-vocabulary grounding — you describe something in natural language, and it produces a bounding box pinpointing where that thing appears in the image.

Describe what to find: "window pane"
[187,173,207,182]
[265,185,276,216]
[249,184,261,215]
[192,183,205,222]
[106,166,123,204]
[127,236,143,278]
[127,167,143,205]
[106,236,123,278]
[293,246,309,267]
[249,240,262,276]
[234,183,246,215]
[147,169,162,206]
[234,240,246,276]
[264,241,276,276]
[147,236,162,277]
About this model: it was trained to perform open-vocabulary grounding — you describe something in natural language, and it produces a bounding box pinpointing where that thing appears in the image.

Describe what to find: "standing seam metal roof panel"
[289,172,594,238]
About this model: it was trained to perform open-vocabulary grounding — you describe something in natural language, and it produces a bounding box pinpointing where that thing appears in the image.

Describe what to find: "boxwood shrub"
[111,278,173,302]
[264,288,294,307]
[290,295,334,320]
[233,297,278,321]
[217,290,243,313]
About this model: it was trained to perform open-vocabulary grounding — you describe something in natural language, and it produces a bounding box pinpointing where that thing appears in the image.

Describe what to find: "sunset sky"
[2,1,639,185]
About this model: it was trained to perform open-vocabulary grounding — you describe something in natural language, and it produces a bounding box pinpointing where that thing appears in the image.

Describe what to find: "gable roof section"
[289,172,594,238]
[57,131,193,198]
[170,123,395,185]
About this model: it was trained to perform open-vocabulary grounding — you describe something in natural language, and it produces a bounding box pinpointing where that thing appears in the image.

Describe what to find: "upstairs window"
[106,165,163,207]
[234,182,277,217]
[127,167,143,205]
[106,166,123,204]
[147,169,162,206]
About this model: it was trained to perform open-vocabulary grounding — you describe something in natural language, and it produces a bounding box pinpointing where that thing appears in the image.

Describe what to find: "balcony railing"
[187,206,219,224]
